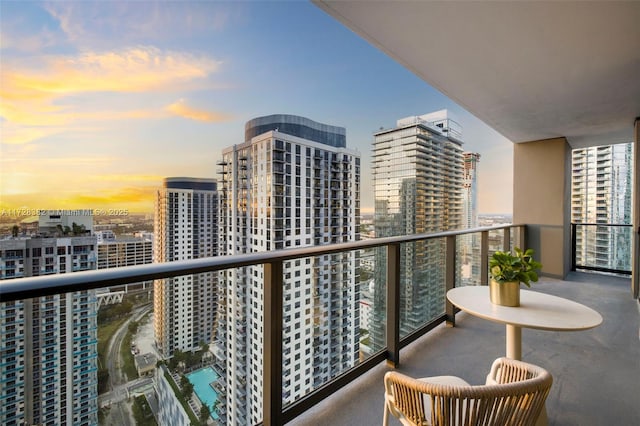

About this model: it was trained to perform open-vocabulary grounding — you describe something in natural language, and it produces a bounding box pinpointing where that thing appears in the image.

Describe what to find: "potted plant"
[489,247,542,306]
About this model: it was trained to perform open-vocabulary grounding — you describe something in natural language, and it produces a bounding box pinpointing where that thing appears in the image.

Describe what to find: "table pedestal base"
[506,324,522,360]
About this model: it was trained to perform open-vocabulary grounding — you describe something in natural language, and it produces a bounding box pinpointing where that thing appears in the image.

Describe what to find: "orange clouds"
[4,47,219,95]
[0,46,224,144]
[166,99,232,122]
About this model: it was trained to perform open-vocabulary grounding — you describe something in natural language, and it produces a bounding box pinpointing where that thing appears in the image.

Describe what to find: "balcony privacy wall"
[513,138,571,278]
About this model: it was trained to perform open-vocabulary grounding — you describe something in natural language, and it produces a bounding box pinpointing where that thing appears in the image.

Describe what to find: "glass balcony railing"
[571,223,633,275]
[0,224,525,425]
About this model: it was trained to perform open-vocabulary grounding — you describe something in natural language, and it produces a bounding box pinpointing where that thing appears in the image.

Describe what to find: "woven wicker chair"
[383,357,552,426]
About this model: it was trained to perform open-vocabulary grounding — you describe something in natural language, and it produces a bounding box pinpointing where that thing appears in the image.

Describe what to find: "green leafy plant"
[489,247,542,287]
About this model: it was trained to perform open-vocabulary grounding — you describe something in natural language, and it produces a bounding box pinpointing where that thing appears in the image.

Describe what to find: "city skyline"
[1,1,514,215]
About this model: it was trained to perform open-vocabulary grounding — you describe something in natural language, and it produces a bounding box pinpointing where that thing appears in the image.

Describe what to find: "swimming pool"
[186,366,220,419]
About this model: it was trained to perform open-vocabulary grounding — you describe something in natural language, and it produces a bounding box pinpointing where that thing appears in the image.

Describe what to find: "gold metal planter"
[489,280,520,307]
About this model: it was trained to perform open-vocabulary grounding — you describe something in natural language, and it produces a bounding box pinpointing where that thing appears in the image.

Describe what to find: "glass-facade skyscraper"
[371,110,464,350]
[213,115,360,425]
[571,143,633,271]
[461,152,481,285]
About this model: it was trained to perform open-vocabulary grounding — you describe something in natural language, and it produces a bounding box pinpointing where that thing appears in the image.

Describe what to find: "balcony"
[291,272,638,425]
[2,224,638,425]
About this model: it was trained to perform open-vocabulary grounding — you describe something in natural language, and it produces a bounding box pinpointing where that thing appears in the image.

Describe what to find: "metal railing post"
[503,227,511,252]
[386,243,401,368]
[445,235,456,327]
[518,226,527,251]
[571,223,577,272]
[264,260,284,426]
[481,231,489,285]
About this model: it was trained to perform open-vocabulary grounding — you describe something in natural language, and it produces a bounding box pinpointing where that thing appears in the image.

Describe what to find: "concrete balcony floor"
[291,272,639,426]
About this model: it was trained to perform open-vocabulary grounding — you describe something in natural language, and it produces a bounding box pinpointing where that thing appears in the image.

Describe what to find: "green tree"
[97,369,110,393]
[199,404,211,424]
[180,375,194,399]
[170,349,186,369]
[71,222,87,236]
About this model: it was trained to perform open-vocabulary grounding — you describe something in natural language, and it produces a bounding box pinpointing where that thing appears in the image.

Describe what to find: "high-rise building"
[97,231,153,292]
[571,143,633,271]
[0,212,98,426]
[153,177,219,357]
[462,152,481,230]
[461,152,481,284]
[213,114,360,425]
[371,110,464,349]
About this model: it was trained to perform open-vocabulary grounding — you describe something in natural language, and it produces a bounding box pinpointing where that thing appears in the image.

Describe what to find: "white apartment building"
[0,232,98,426]
[154,177,219,357]
[571,143,634,271]
[371,110,464,349]
[97,233,153,270]
[97,232,153,292]
[213,114,360,425]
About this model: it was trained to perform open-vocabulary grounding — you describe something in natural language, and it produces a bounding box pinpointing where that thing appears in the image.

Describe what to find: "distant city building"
[97,231,154,292]
[461,152,481,284]
[154,178,219,357]
[462,152,481,229]
[38,210,93,236]
[95,230,116,243]
[134,231,154,244]
[18,216,39,235]
[0,233,98,426]
[214,114,360,425]
[571,143,633,271]
[371,110,464,349]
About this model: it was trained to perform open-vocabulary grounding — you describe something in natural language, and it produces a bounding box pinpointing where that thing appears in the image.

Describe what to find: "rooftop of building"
[163,177,217,191]
[245,114,346,148]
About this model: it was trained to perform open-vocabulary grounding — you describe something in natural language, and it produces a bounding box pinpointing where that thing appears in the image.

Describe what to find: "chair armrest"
[488,357,546,384]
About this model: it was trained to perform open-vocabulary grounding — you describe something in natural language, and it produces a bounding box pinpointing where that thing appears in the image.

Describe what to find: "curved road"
[99,303,152,425]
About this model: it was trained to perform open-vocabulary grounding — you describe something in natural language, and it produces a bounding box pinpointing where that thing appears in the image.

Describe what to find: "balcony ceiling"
[314,1,640,148]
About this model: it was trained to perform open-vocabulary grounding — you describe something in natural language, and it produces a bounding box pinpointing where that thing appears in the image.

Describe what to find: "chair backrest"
[384,358,552,426]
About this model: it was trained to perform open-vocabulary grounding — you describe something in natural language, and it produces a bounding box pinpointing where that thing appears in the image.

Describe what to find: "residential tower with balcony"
[571,143,634,271]
[0,213,98,426]
[153,177,219,357]
[371,110,464,349]
[213,114,361,425]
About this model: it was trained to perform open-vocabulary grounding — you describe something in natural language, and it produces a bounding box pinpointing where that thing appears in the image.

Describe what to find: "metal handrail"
[570,222,633,275]
[0,223,525,426]
[572,222,632,227]
[0,224,520,302]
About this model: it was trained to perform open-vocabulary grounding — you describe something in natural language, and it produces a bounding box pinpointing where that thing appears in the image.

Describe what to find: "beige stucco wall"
[513,137,570,278]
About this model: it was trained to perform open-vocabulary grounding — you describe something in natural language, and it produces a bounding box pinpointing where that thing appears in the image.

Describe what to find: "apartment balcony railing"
[1,223,525,425]
[571,222,633,275]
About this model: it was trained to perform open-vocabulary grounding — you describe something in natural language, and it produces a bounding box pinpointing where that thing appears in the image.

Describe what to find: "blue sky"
[0,1,513,214]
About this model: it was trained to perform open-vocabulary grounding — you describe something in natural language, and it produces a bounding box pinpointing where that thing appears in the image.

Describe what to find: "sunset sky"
[0,1,514,215]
